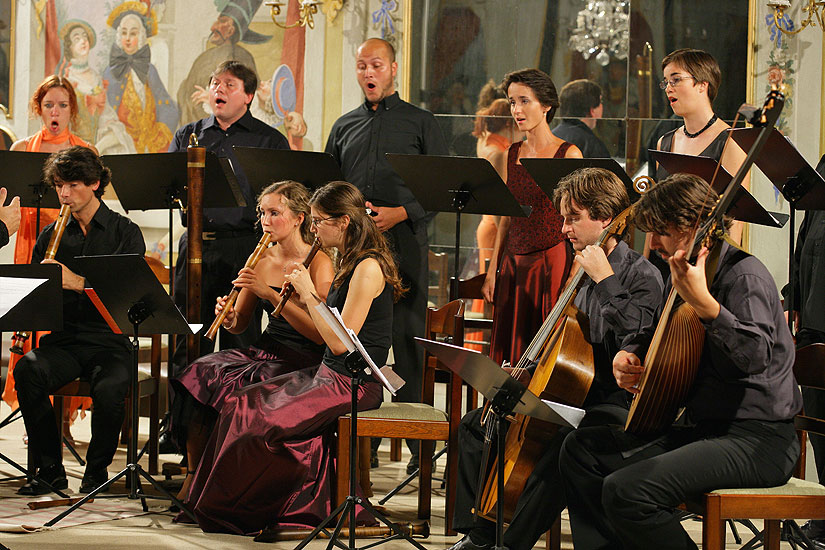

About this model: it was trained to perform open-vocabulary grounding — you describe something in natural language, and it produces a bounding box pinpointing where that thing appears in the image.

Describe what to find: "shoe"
[801,520,825,540]
[79,468,110,494]
[158,430,180,455]
[17,463,68,496]
[792,520,825,549]
[406,454,419,475]
[447,534,492,550]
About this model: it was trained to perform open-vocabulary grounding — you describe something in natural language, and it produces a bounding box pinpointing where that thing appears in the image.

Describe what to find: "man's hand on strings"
[613,350,644,394]
[575,245,614,284]
[669,247,720,321]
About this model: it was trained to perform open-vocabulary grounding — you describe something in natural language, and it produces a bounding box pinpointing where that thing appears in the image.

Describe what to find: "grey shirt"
[574,240,664,408]
[687,242,802,422]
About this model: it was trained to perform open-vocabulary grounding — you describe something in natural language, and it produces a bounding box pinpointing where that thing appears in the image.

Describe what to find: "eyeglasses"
[311,215,341,227]
[659,75,695,90]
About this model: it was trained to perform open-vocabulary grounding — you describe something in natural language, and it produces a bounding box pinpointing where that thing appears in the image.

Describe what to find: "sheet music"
[313,302,404,395]
[0,277,48,318]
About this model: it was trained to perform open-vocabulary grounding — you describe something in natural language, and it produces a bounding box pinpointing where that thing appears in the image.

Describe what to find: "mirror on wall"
[407,0,751,306]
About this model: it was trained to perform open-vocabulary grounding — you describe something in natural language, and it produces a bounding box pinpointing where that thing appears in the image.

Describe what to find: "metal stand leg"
[260,353,428,550]
[45,312,194,526]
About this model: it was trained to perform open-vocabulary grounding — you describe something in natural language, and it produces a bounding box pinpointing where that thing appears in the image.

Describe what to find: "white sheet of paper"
[313,303,404,395]
[0,277,48,319]
[188,323,203,334]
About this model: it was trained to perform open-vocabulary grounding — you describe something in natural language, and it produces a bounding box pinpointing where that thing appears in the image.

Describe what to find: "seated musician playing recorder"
[449,167,663,550]
[14,146,145,495]
[559,173,802,550]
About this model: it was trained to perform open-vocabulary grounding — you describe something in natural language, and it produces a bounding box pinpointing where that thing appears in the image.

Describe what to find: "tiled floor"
[0,400,811,549]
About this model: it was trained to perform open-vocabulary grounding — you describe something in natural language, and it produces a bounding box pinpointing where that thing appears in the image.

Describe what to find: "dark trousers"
[559,418,800,550]
[172,232,264,376]
[453,404,628,550]
[377,220,428,457]
[14,332,132,473]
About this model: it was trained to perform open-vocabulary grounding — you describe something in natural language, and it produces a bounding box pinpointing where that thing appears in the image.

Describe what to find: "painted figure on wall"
[176,0,268,127]
[102,1,178,153]
[57,20,136,155]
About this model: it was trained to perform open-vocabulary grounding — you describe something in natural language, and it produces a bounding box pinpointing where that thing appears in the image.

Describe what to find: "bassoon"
[10,204,72,354]
[204,232,272,340]
[185,134,204,365]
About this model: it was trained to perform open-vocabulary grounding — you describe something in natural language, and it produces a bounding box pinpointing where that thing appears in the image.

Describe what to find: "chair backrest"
[428,250,450,308]
[421,299,465,406]
[792,343,825,478]
[144,255,170,285]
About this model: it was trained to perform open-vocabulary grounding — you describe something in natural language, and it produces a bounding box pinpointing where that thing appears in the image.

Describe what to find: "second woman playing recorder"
[171,180,334,501]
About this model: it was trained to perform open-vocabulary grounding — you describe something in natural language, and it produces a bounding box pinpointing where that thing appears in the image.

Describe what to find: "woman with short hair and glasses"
[646,48,749,272]
[171,180,334,502]
[180,181,404,535]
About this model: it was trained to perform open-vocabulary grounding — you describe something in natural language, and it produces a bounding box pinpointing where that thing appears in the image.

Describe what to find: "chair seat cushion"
[347,402,448,422]
[710,477,825,496]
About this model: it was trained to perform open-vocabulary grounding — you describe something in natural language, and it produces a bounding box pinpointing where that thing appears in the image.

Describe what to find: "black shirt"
[0,220,8,248]
[574,240,663,408]
[783,155,825,335]
[169,109,290,232]
[322,262,393,378]
[553,119,611,159]
[686,243,801,422]
[324,92,448,225]
[32,201,146,334]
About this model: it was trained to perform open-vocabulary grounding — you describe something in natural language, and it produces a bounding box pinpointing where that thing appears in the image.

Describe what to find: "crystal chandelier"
[568,0,630,67]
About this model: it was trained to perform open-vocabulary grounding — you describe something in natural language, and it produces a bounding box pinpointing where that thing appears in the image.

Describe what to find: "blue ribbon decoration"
[372,0,398,39]
[766,12,796,48]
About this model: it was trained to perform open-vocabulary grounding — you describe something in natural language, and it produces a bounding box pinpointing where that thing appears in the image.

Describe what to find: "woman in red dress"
[481,69,582,367]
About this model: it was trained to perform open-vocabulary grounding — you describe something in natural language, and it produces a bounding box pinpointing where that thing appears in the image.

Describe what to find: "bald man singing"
[325,38,448,473]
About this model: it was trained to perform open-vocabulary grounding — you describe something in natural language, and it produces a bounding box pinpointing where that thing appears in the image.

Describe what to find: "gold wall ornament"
[767,0,825,35]
[321,0,345,23]
[267,0,345,29]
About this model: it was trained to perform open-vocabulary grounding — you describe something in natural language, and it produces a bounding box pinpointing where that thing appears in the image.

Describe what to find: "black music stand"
[0,264,66,493]
[415,338,584,550]
[385,154,531,297]
[232,147,345,195]
[104,151,245,455]
[104,151,246,280]
[44,254,198,527]
[728,128,825,332]
[520,157,641,203]
[0,151,58,235]
[648,150,789,228]
[279,307,423,550]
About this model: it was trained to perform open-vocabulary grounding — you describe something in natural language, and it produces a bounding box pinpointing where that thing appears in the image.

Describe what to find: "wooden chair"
[695,343,825,550]
[450,273,493,413]
[428,250,450,308]
[50,256,167,475]
[336,299,466,535]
